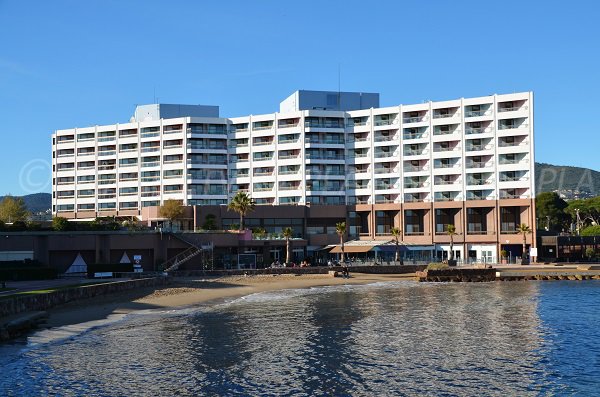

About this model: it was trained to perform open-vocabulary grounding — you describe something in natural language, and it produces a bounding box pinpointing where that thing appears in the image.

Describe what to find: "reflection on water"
[1,281,599,396]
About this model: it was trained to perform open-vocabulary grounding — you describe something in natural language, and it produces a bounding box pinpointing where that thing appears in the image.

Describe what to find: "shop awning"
[330,245,374,253]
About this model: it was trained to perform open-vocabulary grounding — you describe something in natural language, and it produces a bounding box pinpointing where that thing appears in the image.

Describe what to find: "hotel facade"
[52,90,535,263]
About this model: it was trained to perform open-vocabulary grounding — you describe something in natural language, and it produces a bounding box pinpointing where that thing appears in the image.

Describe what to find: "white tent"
[65,252,88,274]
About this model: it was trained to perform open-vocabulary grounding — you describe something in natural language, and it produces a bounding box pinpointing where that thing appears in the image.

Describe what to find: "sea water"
[1,281,599,396]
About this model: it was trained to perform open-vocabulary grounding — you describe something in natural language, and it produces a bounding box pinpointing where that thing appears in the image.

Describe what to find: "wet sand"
[44,273,415,329]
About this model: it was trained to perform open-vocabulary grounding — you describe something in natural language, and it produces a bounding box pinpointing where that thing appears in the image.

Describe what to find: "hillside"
[0,193,51,213]
[535,163,600,197]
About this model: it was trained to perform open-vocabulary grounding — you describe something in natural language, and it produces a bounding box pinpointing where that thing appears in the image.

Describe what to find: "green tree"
[202,214,217,230]
[581,225,600,236]
[336,221,346,263]
[517,223,532,262]
[252,227,267,239]
[0,196,29,223]
[390,226,402,262]
[566,197,600,231]
[283,227,293,264]
[227,191,255,230]
[159,199,184,229]
[446,224,457,261]
[52,216,70,231]
[535,192,568,231]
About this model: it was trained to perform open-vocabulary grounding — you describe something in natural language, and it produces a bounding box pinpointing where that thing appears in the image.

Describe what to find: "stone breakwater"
[0,277,170,319]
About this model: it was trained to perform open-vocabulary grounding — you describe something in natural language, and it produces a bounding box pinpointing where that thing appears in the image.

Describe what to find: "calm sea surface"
[1,281,600,396]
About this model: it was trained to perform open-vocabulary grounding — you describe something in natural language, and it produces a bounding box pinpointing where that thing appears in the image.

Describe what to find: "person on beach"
[342,264,350,278]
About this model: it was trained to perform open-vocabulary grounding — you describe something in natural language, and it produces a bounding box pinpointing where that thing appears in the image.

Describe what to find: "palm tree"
[390,227,402,262]
[336,222,347,263]
[227,191,255,230]
[517,223,532,263]
[446,224,457,262]
[283,227,293,264]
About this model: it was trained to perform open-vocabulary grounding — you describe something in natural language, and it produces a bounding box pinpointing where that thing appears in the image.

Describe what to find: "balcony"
[140,132,160,139]
[465,109,493,118]
[467,178,492,186]
[499,158,529,165]
[305,154,344,161]
[498,105,528,113]
[141,192,160,197]
[141,161,160,168]
[500,175,529,182]
[374,118,397,126]
[403,132,428,140]
[404,148,429,156]
[253,156,274,162]
[466,161,494,169]
[279,185,300,191]
[278,137,299,144]
[498,140,529,148]
[465,127,493,135]
[374,167,397,174]
[498,123,529,131]
[253,124,274,131]
[403,116,428,124]
[465,144,494,151]
[404,165,429,172]
[374,135,399,142]
[374,151,397,158]
[253,140,274,146]
[141,176,160,182]
[305,137,345,145]
[141,147,160,153]
[433,146,461,153]
[405,181,430,189]
[98,151,116,157]
[254,186,274,192]
[189,143,227,150]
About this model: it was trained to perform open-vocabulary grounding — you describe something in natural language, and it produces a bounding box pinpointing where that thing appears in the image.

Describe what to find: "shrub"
[427,262,449,270]
[52,216,70,231]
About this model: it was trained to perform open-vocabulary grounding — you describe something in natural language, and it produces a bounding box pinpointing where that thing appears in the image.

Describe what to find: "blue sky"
[0,0,599,195]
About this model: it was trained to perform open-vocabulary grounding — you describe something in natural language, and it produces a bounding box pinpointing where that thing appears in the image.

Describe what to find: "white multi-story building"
[52,90,535,262]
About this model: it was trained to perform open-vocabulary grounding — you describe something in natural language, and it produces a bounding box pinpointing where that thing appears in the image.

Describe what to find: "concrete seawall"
[172,265,427,277]
[0,277,169,319]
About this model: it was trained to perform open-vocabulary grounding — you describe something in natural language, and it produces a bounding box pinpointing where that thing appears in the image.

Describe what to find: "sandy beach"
[43,273,416,329]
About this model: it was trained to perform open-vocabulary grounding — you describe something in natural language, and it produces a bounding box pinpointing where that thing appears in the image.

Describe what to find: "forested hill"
[0,193,51,213]
[535,163,600,197]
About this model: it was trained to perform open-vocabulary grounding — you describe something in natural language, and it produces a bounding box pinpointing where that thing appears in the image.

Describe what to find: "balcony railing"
[465,127,493,135]
[433,112,458,119]
[433,128,460,136]
[278,123,299,129]
[466,161,494,169]
[253,140,274,146]
[305,154,344,160]
[405,182,430,189]
[98,151,116,157]
[403,133,428,140]
[305,138,345,145]
[433,146,461,153]
[374,135,399,142]
[279,169,300,175]
[189,144,227,150]
[498,123,529,130]
[141,177,160,182]
[374,152,397,158]
[435,180,460,185]
[374,119,398,126]
[404,165,429,172]
[305,122,344,129]
[253,125,274,131]
[279,185,300,191]
[404,149,429,156]
[141,161,160,168]
[347,137,370,144]
[466,144,494,151]
[499,158,529,165]
[498,140,529,147]
[500,176,529,182]
[254,187,274,192]
[253,156,274,162]
[467,179,492,185]
[465,109,493,117]
[278,154,299,160]
[141,132,160,139]
[141,147,159,153]
[498,105,528,113]
[403,116,428,123]
[374,168,396,174]
[278,138,299,144]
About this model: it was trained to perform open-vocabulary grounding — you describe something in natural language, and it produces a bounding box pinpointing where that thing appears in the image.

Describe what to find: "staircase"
[160,233,211,273]
[162,245,201,272]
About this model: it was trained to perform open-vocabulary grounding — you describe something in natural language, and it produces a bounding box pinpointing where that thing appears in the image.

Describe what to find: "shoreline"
[42,273,416,330]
